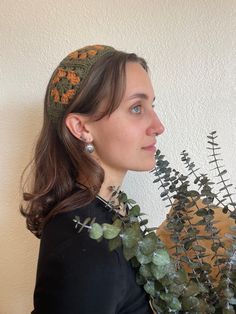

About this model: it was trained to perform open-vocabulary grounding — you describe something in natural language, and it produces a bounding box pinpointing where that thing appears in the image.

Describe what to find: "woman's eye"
[130,104,142,114]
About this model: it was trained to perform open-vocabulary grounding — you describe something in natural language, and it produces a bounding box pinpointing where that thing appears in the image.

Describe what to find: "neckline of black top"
[95,195,128,217]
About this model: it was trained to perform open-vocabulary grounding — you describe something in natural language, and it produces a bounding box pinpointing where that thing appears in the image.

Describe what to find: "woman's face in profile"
[87,62,165,175]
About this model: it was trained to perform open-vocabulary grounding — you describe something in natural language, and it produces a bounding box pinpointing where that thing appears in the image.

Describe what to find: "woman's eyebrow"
[126,93,155,102]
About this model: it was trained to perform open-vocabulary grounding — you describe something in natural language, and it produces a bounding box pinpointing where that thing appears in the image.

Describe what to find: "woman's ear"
[65,113,93,142]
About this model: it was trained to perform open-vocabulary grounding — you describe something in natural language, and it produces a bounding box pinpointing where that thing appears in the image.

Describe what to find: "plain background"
[1,0,236,312]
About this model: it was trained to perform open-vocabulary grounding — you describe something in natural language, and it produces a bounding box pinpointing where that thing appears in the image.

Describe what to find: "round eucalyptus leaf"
[118,192,128,203]
[139,232,157,255]
[113,218,123,228]
[182,296,199,310]
[173,268,188,284]
[89,223,103,240]
[102,223,121,239]
[151,263,169,280]
[136,248,153,264]
[129,205,140,217]
[108,236,122,252]
[168,282,185,297]
[122,226,140,248]
[123,245,137,261]
[196,208,208,216]
[183,280,201,297]
[160,292,182,311]
[152,249,170,266]
[139,264,152,279]
[144,280,155,297]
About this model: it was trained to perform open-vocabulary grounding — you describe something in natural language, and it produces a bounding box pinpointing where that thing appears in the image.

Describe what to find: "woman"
[21,44,164,313]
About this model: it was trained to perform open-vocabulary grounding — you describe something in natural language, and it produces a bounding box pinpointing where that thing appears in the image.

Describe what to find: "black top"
[32,198,152,314]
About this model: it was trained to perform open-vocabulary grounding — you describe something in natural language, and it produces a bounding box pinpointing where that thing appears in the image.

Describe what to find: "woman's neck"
[98,168,126,202]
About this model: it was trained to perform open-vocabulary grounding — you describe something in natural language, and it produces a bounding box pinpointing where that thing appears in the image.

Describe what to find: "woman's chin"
[134,159,156,172]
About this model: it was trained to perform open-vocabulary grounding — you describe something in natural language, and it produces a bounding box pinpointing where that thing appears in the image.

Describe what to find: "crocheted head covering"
[47,45,115,124]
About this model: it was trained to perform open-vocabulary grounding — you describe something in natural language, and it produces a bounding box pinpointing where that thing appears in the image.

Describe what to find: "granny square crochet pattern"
[47,45,115,124]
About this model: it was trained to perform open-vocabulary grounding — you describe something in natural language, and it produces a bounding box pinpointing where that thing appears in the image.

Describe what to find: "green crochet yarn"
[47,45,115,124]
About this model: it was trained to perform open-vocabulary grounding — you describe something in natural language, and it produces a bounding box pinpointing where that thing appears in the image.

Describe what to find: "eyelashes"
[130,104,142,114]
[130,102,156,114]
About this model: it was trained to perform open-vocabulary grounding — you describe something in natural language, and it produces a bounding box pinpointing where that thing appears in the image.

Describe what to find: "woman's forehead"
[124,63,155,101]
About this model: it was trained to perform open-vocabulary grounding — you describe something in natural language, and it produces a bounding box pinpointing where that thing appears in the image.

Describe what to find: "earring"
[84,143,95,154]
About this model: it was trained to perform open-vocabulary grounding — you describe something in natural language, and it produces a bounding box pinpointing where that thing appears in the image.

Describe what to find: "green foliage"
[74,131,236,313]
[152,131,236,312]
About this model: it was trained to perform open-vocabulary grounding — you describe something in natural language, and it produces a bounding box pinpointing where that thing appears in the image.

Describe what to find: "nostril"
[154,120,165,136]
[159,123,165,134]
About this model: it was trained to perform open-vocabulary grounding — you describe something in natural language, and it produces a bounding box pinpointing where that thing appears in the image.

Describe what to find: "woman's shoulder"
[45,197,111,234]
[36,198,123,290]
[33,200,128,314]
[39,197,115,261]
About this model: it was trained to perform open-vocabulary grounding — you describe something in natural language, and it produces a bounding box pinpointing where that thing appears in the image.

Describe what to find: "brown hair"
[20,50,148,238]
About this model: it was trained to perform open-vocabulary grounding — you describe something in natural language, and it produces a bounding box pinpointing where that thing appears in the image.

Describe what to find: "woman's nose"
[147,111,165,136]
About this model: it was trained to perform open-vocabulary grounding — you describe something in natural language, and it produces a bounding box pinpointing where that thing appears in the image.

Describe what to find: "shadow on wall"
[0,102,42,313]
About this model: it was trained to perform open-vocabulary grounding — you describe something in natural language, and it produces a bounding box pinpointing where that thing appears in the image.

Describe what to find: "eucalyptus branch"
[153,159,202,278]
[206,132,235,213]
[181,151,226,277]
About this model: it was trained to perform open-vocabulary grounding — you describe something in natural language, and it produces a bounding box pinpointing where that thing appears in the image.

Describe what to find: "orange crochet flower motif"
[68,46,104,60]
[68,51,79,59]
[52,68,66,83]
[78,49,98,59]
[67,71,80,85]
[51,88,60,102]
[61,89,76,104]
[78,52,88,59]
[87,49,97,56]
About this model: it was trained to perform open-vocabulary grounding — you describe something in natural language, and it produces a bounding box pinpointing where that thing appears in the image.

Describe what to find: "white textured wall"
[1,0,236,312]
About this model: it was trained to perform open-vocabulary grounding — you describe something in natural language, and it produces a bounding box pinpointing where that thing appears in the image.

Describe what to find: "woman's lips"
[142,143,157,152]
